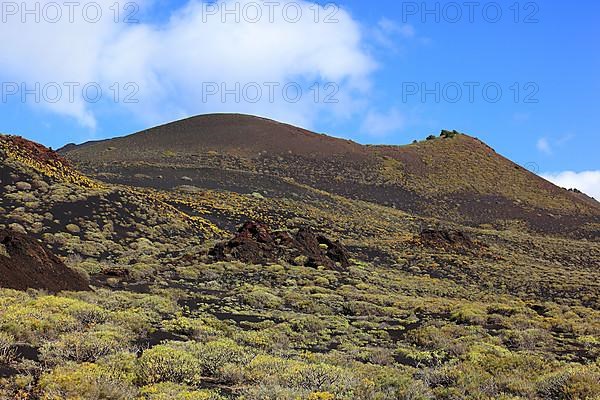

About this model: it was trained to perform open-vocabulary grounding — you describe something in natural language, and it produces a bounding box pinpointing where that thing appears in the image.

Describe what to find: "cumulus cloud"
[371,17,419,52]
[0,0,376,130]
[541,171,600,199]
[361,108,406,137]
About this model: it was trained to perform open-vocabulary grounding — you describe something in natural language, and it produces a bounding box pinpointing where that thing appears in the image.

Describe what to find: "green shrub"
[238,383,307,400]
[308,392,336,400]
[538,366,600,400]
[440,130,459,138]
[245,354,289,383]
[161,316,218,339]
[246,355,355,395]
[137,344,201,385]
[0,295,105,343]
[192,339,252,377]
[450,304,487,325]
[38,362,138,400]
[502,328,552,351]
[242,287,284,310]
[236,328,290,351]
[109,309,154,338]
[40,326,131,364]
[0,243,9,257]
[0,331,16,364]
[97,351,138,384]
[289,363,353,393]
[395,345,445,368]
[139,382,225,400]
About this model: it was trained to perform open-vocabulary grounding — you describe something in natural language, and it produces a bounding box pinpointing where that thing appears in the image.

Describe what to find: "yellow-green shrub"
[137,344,201,385]
[38,362,137,400]
[537,365,600,400]
[40,326,131,364]
[0,295,104,343]
[138,382,225,400]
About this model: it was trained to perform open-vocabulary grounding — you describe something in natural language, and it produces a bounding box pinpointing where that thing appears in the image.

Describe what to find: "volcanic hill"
[60,113,600,238]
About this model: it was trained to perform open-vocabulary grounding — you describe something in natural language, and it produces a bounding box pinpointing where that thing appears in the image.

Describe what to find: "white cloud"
[361,108,406,137]
[536,137,552,155]
[372,18,418,52]
[536,134,576,156]
[541,171,600,199]
[0,0,376,130]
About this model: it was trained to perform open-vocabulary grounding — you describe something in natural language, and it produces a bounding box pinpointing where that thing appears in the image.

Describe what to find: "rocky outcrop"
[418,228,476,249]
[210,221,350,270]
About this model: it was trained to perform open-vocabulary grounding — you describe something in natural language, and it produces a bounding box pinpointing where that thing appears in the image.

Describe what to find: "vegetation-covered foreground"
[1,130,599,399]
[1,259,599,399]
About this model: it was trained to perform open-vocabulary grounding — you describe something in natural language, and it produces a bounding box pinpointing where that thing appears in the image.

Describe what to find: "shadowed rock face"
[0,229,90,292]
[210,221,350,270]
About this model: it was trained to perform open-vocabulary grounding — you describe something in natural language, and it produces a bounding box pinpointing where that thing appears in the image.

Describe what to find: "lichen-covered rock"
[66,224,81,234]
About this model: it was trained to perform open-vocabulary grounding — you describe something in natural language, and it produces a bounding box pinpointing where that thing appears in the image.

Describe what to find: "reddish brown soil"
[62,113,366,160]
[4,135,71,166]
[0,229,90,292]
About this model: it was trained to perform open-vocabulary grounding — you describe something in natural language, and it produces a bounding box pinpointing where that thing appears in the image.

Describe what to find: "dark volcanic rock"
[419,228,475,249]
[235,221,273,244]
[210,222,275,266]
[100,266,130,277]
[315,234,351,267]
[293,227,351,269]
[210,221,350,270]
[0,229,90,292]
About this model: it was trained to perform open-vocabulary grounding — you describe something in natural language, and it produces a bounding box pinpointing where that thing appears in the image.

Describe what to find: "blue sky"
[1,0,599,196]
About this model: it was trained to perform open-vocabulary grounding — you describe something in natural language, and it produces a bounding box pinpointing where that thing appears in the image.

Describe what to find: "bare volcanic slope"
[60,114,600,237]
[0,229,89,292]
[62,113,364,160]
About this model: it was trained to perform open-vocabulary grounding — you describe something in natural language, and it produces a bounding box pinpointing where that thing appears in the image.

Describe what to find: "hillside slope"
[2,131,600,399]
[0,228,90,292]
[61,114,600,237]
[0,134,214,267]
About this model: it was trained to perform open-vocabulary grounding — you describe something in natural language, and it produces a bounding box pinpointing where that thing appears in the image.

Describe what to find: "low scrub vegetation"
[1,133,599,398]
[0,255,598,400]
